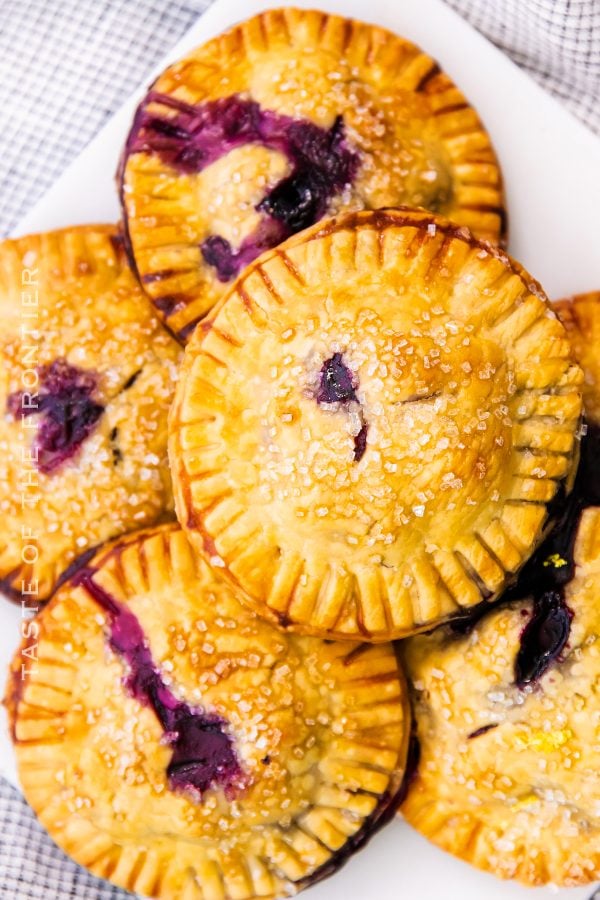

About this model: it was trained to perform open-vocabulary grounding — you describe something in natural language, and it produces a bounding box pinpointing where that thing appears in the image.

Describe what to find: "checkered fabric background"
[445,0,600,134]
[0,1,599,898]
[0,0,212,236]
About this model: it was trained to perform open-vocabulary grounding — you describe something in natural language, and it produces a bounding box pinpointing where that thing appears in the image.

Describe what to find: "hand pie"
[169,207,582,641]
[0,226,181,601]
[401,294,600,886]
[7,524,410,900]
[119,7,506,340]
[402,498,600,885]
[555,290,600,423]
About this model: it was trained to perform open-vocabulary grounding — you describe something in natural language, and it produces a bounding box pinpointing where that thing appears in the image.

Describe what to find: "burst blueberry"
[514,591,572,687]
[316,354,369,461]
[317,353,357,404]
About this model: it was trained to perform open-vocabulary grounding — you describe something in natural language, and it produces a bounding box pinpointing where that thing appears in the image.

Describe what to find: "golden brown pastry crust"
[555,291,600,424]
[402,507,600,887]
[169,208,582,641]
[120,7,506,340]
[0,226,181,600]
[8,524,409,900]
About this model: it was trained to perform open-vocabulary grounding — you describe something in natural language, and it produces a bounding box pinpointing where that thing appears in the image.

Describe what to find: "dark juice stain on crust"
[317,353,369,461]
[0,567,27,604]
[467,723,499,740]
[52,545,100,597]
[396,732,421,806]
[126,92,359,281]
[109,427,123,465]
[1,546,100,607]
[75,570,244,799]
[448,602,491,636]
[301,733,420,890]
[7,359,104,474]
[122,369,142,390]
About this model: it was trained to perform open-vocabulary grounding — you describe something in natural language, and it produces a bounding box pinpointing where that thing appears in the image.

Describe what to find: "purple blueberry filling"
[515,590,572,688]
[317,353,357,404]
[446,423,599,687]
[7,359,104,474]
[76,570,244,799]
[201,216,287,283]
[353,423,369,463]
[316,353,368,461]
[507,422,599,687]
[126,92,360,281]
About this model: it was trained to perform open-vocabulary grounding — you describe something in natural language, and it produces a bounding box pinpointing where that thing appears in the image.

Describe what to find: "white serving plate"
[6,0,600,897]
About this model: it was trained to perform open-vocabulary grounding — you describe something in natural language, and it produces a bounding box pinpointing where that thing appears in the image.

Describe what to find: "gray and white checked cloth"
[0,1,599,898]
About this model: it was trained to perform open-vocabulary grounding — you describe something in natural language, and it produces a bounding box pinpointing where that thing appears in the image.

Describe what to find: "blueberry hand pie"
[169,208,582,641]
[119,7,506,340]
[402,501,600,885]
[401,294,600,886]
[0,226,181,601]
[7,524,410,900]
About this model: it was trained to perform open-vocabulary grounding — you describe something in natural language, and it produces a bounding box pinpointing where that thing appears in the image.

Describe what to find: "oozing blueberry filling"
[126,92,360,281]
[446,424,599,687]
[316,353,368,461]
[7,359,104,474]
[301,731,420,889]
[201,217,287,283]
[76,569,244,799]
[514,591,572,687]
[507,422,600,687]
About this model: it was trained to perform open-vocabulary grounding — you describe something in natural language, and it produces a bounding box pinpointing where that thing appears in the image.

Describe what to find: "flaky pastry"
[169,208,582,641]
[7,524,409,900]
[0,226,181,600]
[401,285,600,886]
[402,503,600,886]
[119,7,506,340]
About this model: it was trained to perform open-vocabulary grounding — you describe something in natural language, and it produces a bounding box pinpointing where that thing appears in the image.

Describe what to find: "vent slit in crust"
[170,208,582,641]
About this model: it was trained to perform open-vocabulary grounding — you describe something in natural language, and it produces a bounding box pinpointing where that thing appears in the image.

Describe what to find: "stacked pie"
[169,208,581,642]
[4,8,597,900]
[8,525,409,897]
[402,291,600,886]
[0,226,181,600]
[119,7,505,340]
